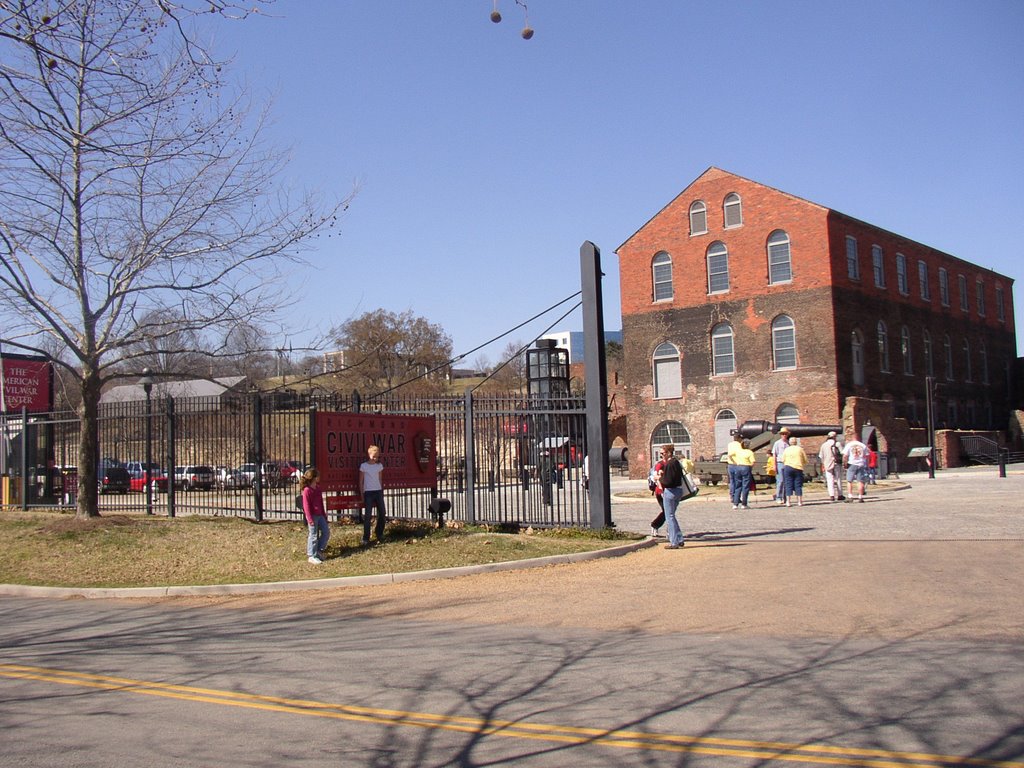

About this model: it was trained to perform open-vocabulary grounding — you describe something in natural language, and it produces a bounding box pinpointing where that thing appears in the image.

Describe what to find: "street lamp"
[139,368,154,515]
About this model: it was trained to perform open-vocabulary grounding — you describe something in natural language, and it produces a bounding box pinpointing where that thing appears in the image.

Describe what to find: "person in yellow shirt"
[781,436,808,507]
[725,432,742,503]
[731,439,756,509]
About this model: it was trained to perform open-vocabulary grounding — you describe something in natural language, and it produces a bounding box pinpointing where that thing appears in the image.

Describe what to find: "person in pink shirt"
[300,468,329,564]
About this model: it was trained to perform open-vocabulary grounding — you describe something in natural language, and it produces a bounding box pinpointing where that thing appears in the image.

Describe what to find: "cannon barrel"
[737,420,841,439]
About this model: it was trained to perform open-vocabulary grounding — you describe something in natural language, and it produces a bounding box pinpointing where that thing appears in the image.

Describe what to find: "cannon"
[693,420,842,485]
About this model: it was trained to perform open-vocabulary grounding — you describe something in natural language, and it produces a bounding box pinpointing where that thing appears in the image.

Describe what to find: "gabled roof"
[616,166,829,252]
[100,376,247,403]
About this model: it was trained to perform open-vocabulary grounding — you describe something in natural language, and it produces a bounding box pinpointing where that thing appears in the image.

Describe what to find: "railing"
[1,390,592,527]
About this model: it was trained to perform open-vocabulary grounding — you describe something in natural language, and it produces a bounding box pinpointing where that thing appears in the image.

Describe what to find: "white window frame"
[706,241,729,294]
[711,323,735,376]
[918,260,930,300]
[723,193,742,228]
[689,201,707,236]
[939,268,950,306]
[771,315,797,370]
[896,253,908,295]
[652,342,682,399]
[872,245,885,288]
[846,236,860,280]
[767,230,792,285]
[652,252,673,302]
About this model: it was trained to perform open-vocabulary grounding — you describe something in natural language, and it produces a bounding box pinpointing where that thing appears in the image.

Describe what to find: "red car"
[129,469,169,493]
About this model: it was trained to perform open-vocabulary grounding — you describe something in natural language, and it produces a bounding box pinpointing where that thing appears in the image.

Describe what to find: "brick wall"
[616,167,1017,478]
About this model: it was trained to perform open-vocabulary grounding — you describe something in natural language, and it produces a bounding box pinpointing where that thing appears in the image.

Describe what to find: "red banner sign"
[1,355,53,414]
[314,411,437,493]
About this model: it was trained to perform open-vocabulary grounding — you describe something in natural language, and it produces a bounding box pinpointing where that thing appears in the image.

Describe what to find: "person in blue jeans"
[657,445,686,549]
[359,444,387,545]
[300,468,329,564]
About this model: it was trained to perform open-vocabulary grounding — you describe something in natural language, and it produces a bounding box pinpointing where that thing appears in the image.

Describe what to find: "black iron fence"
[1,391,591,527]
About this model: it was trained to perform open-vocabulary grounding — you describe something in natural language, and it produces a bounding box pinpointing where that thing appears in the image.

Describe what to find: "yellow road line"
[1,663,1019,768]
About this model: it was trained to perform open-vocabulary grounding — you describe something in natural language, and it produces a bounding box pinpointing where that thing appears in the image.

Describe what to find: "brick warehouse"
[615,167,1017,476]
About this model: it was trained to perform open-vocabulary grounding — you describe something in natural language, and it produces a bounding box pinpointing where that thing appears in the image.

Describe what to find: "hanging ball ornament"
[521,26,534,39]
[490,10,501,23]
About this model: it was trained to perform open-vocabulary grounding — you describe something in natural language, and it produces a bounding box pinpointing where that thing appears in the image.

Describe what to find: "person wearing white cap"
[818,431,843,502]
[771,427,791,504]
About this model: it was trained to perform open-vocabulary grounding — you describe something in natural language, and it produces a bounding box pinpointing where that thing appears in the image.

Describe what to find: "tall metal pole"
[925,375,936,479]
[140,369,154,515]
[580,241,611,529]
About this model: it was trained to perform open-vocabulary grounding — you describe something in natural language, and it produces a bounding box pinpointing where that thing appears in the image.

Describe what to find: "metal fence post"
[166,396,176,517]
[463,388,476,525]
[253,392,263,522]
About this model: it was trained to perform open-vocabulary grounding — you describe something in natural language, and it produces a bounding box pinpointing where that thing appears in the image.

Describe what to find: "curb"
[0,538,657,600]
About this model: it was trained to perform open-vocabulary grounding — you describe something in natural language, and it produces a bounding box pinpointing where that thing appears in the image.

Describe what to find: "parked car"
[237,462,290,488]
[98,465,131,495]
[124,461,169,492]
[174,465,215,491]
[216,467,247,491]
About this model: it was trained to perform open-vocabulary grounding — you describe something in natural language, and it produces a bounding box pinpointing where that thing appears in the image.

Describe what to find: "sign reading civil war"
[314,411,437,493]
[1,354,53,414]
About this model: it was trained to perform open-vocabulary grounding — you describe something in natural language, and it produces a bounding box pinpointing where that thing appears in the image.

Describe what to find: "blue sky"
[216,0,1024,364]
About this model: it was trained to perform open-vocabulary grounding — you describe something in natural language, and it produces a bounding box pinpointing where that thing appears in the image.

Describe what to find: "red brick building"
[616,167,1017,474]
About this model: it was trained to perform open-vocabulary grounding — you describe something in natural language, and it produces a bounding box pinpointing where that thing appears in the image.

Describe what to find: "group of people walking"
[649,428,880,543]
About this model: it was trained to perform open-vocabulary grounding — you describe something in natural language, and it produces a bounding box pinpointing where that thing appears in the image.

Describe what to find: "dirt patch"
[38,514,140,535]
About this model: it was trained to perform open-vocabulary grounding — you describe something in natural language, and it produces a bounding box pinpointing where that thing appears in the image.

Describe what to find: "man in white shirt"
[842,433,869,503]
[817,431,842,502]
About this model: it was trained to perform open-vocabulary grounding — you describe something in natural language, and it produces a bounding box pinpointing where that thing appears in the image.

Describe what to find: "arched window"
[723,193,742,228]
[943,334,953,380]
[923,330,934,376]
[776,403,800,425]
[963,338,972,382]
[877,320,890,373]
[767,230,792,284]
[652,252,673,302]
[980,343,989,385]
[711,323,735,376]
[714,410,737,456]
[771,315,796,370]
[650,421,692,462]
[689,201,707,235]
[712,411,737,460]
[896,253,908,295]
[900,326,913,375]
[851,329,865,386]
[652,342,682,399]
[706,241,729,294]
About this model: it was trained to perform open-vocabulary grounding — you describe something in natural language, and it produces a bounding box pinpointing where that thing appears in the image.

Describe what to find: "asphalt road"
[1,466,1022,767]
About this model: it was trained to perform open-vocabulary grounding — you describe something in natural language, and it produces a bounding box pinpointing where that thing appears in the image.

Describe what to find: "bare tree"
[332,309,453,397]
[0,1,349,517]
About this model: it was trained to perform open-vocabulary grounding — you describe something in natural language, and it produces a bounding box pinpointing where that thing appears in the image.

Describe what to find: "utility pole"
[580,241,612,529]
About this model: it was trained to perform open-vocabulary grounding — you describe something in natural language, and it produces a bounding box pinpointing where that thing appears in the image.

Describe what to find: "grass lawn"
[0,510,640,589]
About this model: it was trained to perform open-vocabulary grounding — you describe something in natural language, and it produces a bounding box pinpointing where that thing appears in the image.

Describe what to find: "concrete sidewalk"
[608,465,1024,541]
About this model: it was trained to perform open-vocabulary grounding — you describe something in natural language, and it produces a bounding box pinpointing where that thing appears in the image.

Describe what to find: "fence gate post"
[463,388,476,525]
[166,396,176,518]
[253,392,263,523]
